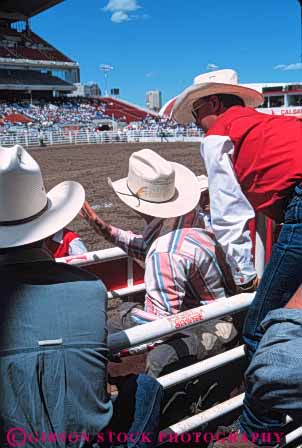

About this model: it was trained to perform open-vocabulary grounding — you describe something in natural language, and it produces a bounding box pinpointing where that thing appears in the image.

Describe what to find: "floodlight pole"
[100,64,114,96]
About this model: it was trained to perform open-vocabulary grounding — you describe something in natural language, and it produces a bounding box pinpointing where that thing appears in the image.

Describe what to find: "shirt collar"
[161,208,202,233]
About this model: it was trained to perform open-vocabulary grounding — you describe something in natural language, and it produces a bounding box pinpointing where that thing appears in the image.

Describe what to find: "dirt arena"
[30,142,206,251]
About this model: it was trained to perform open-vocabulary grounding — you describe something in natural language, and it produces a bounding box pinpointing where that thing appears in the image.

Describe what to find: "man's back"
[126,209,235,322]
[146,212,234,304]
[206,105,302,221]
[0,250,112,447]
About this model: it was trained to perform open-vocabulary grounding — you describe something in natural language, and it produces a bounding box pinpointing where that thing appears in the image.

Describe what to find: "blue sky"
[32,0,302,107]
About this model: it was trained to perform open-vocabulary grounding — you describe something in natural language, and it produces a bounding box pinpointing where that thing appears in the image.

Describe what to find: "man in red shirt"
[172,69,302,363]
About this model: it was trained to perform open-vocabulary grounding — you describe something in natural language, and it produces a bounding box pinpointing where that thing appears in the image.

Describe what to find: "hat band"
[0,200,49,227]
[126,182,176,204]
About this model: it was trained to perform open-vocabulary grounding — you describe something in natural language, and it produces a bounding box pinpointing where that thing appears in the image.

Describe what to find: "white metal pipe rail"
[159,394,244,442]
[159,394,301,447]
[285,426,302,445]
[158,345,245,389]
[57,247,143,296]
[158,347,302,446]
[107,282,145,300]
[108,293,255,353]
[57,247,127,266]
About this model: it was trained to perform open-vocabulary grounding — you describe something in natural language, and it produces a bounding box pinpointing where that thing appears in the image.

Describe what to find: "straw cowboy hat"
[109,148,200,219]
[172,69,264,125]
[0,145,85,248]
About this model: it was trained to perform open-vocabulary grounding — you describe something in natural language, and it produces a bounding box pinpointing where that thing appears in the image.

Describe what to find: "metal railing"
[0,128,204,147]
[108,293,254,353]
[57,219,301,445]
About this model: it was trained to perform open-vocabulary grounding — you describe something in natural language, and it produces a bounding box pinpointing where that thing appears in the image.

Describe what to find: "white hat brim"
[0,181,85,248]
[172,82,264,125]
[111,162,200,219]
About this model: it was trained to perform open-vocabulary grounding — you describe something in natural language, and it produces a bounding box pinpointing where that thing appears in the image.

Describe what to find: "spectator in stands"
[213,287,302,448]
[0,145,163,447]
[172,68,302,365]
[0,97,195,138]
[81,148,239,377]
[38,128,45,146]
[45,227,87,258]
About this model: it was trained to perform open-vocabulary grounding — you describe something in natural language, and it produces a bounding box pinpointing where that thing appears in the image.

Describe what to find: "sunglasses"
[192,101,208,121]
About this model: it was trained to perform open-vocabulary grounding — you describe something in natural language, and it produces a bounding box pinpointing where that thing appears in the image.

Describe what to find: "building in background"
[146,90,162,112]
[69,82,101,97]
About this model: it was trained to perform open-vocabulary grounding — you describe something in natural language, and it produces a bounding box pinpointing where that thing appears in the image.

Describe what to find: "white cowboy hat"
[109,148,200,219]
[159,96,178,119]
[0,145,85,248]
[172,69,264,125]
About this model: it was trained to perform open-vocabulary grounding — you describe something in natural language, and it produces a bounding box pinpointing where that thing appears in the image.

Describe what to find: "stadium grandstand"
[100,97,158,122]
[0,0,164,134]
[0,0,79,102]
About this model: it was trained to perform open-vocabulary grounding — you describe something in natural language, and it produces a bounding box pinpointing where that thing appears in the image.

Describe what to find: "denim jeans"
[127,374,163,448]
[240,309,302,445]
[100,374,163,448]
[243,183,302,362]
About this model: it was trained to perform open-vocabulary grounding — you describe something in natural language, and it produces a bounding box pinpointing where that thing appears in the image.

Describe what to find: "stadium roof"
[0,0,64,21]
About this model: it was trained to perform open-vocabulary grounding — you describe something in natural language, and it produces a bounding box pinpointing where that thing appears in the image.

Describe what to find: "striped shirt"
[110,208,235,324]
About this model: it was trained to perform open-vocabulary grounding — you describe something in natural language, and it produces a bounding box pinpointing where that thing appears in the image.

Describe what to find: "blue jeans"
[102,374,163,448]
[240,309,302,445]
[127,375,163,448]
[243,183,302,362]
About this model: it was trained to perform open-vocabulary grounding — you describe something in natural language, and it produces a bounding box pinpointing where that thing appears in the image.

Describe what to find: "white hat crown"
[110,148,201,218]
[171,68,264,125]
[0,145,47,224]
[0,145,85,248]
[127,149,176,203]
[194,69,239,86]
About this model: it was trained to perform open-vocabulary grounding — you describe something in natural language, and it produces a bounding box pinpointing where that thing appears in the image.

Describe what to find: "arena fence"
[56,216,302,446]
[57,213,274,302]
[0,128,204,147]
